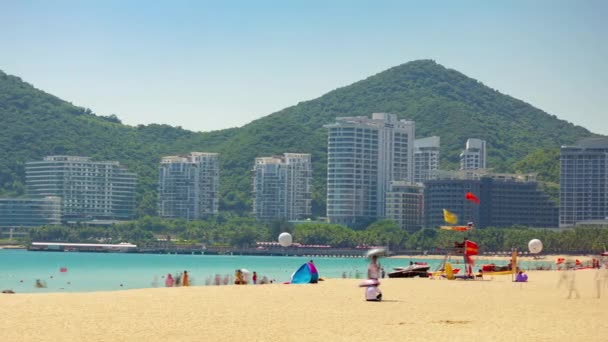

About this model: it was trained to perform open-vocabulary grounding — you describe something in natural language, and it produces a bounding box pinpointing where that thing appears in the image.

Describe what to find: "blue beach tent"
[290,262,319,284]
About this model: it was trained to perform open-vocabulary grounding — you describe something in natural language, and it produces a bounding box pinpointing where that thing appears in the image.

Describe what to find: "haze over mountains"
[0,60,596,217]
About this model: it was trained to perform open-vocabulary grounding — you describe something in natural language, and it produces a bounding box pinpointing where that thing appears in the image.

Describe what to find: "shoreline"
[0,245,26,249]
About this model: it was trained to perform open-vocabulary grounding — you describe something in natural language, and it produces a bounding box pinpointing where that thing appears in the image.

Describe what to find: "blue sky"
[1,1,606,134]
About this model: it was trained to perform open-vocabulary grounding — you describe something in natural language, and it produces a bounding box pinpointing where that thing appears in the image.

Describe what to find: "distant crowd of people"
[162,271,190,287]
[159,269,276,287]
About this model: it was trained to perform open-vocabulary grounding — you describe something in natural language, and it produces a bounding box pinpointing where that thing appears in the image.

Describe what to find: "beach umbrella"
[365,248,387,258]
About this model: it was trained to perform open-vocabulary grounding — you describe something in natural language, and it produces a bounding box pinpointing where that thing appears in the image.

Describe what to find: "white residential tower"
[252,153,312,221]
[325,113,415,226]
[158,152,219,220]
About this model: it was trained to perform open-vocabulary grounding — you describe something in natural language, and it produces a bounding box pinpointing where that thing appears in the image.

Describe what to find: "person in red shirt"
[252,271,257,285]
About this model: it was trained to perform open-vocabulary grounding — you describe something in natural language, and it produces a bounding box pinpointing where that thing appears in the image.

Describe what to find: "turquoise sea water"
[0,249,552,293]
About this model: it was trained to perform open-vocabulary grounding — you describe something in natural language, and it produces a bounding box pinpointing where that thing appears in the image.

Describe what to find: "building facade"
[252,153,312,221]
[425,171,557,228]
[26,156,137,221]
[460,138,487,170]
[414,136,440,184]
[385,181,424,232]
[560,138,608,227]
[425,178,481,229]
[158,152,219,220]
[480,175,558,228]
[0,197,62,237]
[325,113,415,226]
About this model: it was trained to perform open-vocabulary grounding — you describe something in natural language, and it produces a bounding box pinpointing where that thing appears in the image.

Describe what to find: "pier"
[27,241,498,257]
[27,241,389,257]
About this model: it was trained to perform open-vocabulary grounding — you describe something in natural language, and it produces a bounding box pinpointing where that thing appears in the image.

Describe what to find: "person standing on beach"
[235,269,244,284]
[308,260,319,283]
[182,271,190,286]
[368,256,380,280]
[595,268,602,298]
[35,279,46,288]
[252,272,257,285]
[165,273,175,287]
[559,264,579,299]
[151,275,159,288]
[366,255,382,301]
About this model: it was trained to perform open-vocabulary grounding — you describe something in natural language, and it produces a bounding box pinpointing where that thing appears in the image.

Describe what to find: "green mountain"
[0,70,237,215]
[0,60,596,217]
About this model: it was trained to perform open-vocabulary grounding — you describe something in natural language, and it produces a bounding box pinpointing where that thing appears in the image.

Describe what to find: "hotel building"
[560,138,608,227]
[414,136,440,184]
[460,138,487,170]
[425,171,557,229]
[26,156,137,221]
[385,181,424,232]
[325,113,415,226]
[252,153,312,221]
[158,152,219,220]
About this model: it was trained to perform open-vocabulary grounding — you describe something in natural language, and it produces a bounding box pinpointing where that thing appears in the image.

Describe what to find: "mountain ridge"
[0,60,596,216]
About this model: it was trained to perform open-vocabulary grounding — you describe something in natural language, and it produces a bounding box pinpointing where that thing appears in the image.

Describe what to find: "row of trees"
[25,216,608,254]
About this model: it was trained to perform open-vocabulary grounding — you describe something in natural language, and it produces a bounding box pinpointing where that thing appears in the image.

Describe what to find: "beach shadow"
[385,321,411,326]
[436,320,472,325]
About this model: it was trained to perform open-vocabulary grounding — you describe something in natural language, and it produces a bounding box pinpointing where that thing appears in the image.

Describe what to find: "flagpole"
[467,192,471,225]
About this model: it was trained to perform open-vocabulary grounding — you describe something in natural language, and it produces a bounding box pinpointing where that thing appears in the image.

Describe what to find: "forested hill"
[0,60,596,216]
[0,70,238,215]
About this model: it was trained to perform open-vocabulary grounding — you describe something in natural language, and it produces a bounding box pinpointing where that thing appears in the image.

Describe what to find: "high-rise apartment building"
[158,152,219,220]
[460,138,487,170]
[252,153,312,221]
[560,138,608,227]
[26,156,137,221]
[385,182,424,232]
[325,113,415,226]
[414,136,440,184]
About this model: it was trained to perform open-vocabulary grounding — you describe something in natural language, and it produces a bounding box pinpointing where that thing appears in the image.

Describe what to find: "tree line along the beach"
[21,216,608,254]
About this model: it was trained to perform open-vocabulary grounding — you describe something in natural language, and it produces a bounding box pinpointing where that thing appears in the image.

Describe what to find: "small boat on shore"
[388,264,430,278]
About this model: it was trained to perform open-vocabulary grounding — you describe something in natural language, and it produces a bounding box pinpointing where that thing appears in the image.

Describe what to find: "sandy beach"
[1,269,607,342]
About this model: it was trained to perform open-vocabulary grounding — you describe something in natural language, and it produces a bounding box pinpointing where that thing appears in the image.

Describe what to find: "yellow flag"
[443,209,458,224]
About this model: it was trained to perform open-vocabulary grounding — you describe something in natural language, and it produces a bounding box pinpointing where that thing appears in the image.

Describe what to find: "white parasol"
[365,248,387,258]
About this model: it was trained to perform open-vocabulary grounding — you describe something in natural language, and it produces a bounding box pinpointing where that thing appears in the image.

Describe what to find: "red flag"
[465,240,478,256]
[465,192,480,204]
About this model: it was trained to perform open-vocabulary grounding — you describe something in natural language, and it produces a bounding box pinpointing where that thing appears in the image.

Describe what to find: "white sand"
[1,270,607,342]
